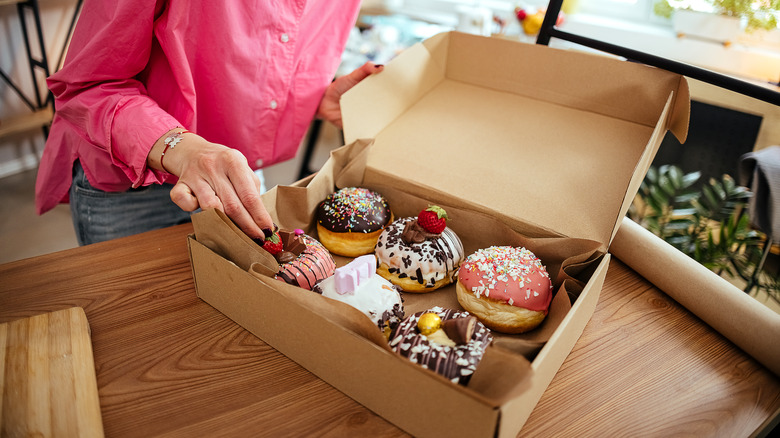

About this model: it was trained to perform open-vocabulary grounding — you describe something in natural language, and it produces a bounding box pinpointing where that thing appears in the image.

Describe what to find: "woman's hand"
[148,130,274,240]
[316,61,383,128]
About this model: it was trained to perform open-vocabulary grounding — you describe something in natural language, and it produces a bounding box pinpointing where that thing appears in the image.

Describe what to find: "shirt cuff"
[109,96,183,188]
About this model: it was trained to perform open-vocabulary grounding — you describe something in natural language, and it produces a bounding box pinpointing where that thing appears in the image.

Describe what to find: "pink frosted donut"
[271,231,336,290]
[456,246,553,334]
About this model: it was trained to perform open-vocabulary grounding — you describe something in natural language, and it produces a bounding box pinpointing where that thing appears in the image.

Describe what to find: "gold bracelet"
[160,130,188,173]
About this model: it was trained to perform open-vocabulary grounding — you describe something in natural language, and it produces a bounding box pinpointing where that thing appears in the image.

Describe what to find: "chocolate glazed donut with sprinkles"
[316,187,393,257]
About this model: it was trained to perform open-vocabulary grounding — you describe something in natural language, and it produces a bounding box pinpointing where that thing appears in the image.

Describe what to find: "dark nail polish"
[262,228,273,238]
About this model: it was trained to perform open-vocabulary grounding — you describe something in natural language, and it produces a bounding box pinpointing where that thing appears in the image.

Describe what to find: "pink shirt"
[36,0,360,214]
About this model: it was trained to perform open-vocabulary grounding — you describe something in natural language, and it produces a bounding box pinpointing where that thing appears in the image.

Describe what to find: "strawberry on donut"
[261,228,336,291]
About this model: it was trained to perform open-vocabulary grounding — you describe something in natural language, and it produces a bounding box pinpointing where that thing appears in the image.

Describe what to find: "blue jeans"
[70,161,192,245]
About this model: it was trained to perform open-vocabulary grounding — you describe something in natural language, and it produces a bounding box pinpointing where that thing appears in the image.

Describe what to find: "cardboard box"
[188,32,689,437]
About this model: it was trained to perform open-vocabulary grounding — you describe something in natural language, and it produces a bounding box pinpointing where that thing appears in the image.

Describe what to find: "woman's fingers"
[317,62,384,128]
[212,166,265,239]
[173,144,273,240]
[344,61,384,85]
[170,181,200,212]
[227,167,274,235]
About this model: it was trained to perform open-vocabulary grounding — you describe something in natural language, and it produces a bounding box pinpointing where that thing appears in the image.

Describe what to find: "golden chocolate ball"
[417,312,442,335]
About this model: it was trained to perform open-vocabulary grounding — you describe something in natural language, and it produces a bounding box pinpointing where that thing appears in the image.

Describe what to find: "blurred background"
[1,0,778,309]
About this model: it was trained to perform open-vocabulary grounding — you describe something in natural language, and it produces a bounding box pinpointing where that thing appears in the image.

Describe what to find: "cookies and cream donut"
[374,206,464,293]
[261,228,336,290]
[388,306,492,385]
[456,246,553,334]
[313,255,404,337]
[316,187,393,257]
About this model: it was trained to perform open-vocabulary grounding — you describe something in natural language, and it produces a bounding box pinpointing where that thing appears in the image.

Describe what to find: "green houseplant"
[654,0,780,33]
[628,165,778,300]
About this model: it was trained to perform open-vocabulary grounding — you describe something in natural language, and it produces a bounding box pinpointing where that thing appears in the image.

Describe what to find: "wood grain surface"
[1,307,103,437]
[0,223,778,437]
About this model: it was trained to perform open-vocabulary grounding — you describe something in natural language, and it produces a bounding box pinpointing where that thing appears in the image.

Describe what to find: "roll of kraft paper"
[611,217,780,377]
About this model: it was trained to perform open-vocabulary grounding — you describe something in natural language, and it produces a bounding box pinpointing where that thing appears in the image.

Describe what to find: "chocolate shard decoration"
[401,220,439,244]
[276,251,297,263]
[279,230,306,256]
[442,316,477,345]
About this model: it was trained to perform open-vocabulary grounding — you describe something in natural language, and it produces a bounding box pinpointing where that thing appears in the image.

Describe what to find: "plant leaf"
[666,218,694,230]
[681,171,701,188]
[659,174,676,197]
[675,192,699,204]
[671,207,698,217]
[649,186,669,212]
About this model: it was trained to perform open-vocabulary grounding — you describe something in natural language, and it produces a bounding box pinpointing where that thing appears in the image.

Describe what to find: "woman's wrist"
[147,128,195,175]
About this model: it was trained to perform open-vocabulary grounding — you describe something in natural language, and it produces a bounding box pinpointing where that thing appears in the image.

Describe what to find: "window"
[579,0,659,22]
[392,0,665,25]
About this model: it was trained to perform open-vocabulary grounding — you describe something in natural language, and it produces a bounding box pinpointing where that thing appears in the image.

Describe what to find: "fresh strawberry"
[261,232,283,255]
[417,205,448,234]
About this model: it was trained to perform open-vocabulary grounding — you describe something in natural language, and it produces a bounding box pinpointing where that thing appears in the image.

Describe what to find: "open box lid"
[341,31,689,250]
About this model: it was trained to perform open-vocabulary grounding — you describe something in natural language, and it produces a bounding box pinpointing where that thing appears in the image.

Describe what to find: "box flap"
[342,31,689,248]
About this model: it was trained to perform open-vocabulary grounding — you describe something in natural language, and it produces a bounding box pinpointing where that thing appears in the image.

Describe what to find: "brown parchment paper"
[612,217,780,377]
[194,207,533,403]
[259,140,604,353]
[192,139,605,403]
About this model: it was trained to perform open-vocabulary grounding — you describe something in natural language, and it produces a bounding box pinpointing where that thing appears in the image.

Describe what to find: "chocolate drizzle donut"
[374,216,464,292]
[274,232,336,290]
[316,187,392,257]
[389,307,492,385]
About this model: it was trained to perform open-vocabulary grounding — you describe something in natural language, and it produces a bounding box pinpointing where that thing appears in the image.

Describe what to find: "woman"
[36,0,381,245]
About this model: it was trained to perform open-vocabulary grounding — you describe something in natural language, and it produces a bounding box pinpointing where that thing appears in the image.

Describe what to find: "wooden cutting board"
[1,307,104,437]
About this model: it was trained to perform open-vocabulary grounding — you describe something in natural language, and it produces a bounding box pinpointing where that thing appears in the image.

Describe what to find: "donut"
[456,246,553,334]
[316,187,393,257]
[374,206,464,292]
[313,254,404,338]
[388,306,492,385]
[260,228,336,290]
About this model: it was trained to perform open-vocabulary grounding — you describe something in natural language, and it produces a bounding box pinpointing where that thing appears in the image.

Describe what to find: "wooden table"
[1,223,778,437]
